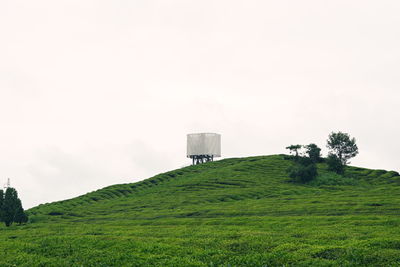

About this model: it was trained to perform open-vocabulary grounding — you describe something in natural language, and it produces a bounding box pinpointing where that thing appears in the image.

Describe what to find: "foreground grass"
[1,155,400,266]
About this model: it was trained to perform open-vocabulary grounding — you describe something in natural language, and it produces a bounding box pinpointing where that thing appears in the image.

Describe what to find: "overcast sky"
[1,0,399,209]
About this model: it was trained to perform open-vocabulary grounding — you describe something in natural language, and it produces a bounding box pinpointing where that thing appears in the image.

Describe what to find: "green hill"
[1,155,400,266]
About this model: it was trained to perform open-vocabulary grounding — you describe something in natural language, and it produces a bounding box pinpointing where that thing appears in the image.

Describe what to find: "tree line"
[286,131,359,183]
[0,187,28,227]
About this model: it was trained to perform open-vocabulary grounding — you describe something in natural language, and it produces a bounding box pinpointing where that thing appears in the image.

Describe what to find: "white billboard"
[187,133,221,157]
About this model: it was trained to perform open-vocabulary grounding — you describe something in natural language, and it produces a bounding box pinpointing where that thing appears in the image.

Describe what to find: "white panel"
[187,133,221,157]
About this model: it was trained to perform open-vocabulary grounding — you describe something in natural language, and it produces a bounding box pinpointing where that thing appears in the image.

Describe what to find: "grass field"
[1,155,400,266]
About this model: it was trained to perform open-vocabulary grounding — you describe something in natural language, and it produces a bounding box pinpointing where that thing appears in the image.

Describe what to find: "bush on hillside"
[296,156,314,166]
[327,154,344,175]
[287,161,317,183]
[305,143,322,163]
[285,144,318,183]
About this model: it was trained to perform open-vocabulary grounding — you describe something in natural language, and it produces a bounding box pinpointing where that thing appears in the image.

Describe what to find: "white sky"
[1,0,399,208]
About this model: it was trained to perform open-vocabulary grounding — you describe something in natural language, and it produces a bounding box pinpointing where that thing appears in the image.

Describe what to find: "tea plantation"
[1,155,400,266]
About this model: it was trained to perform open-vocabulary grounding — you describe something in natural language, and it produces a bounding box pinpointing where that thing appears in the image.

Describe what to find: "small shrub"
[305,143,322,163]
[327,154,344,174]
[296,156,314,166]
[288,163,317,183]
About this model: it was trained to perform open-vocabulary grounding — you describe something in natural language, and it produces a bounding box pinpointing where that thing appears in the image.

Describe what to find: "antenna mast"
[4,178,10,190]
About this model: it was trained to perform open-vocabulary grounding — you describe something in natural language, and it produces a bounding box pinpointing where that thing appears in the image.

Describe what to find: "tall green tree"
[2,187,19,227]
[0,189,4,222]
[327,132,359,165]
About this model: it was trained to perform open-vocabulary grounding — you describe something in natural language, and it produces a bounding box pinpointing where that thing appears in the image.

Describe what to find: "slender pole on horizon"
[3,178,10,190]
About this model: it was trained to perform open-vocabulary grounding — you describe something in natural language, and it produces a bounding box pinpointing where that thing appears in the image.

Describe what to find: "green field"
[1,155,400,266]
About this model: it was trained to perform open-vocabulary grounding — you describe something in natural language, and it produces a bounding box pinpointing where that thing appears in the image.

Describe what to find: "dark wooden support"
[190,155,214,165]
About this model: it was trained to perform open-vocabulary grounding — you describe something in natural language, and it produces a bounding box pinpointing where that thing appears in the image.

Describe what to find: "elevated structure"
[187,133,221,165]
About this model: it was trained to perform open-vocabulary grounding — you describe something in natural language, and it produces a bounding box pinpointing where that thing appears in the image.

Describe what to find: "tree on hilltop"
[305,143,322,163]
[327,132,358,165]
[286,145,302,157]
[2,188,18,226]
[285,144,318,183]
[326,132,358,174]
[0,187,28,227]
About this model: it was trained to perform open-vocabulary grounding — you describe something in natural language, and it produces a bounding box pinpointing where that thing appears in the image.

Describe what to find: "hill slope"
[2,155,400,266]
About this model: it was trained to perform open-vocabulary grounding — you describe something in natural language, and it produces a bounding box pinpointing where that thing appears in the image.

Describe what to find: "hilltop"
[1,155,400,266]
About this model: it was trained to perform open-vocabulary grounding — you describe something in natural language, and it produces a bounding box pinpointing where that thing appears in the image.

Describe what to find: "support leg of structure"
[190,155,216,165]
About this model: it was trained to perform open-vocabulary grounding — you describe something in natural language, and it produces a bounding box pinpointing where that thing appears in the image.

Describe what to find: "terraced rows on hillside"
[2,155,400,266]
